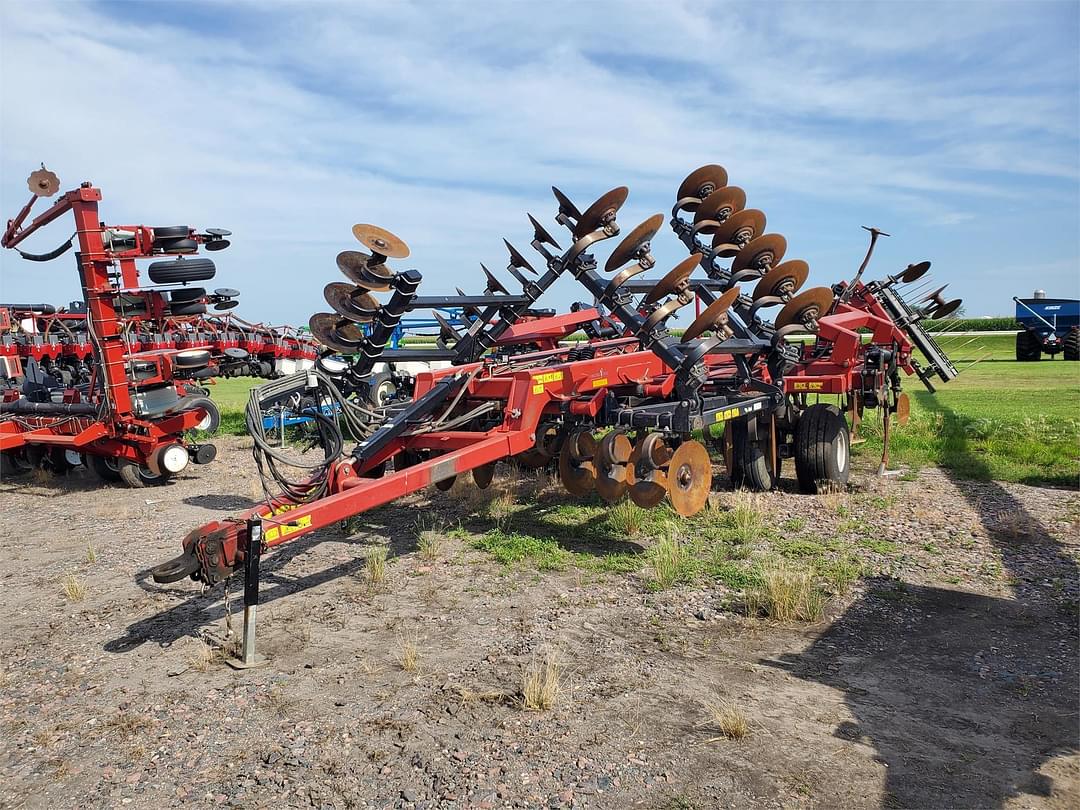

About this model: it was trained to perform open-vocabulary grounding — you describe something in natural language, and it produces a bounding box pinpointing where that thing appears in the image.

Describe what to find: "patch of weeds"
[858,536,898,555]
[447,525,471,541]
[520,652,562,711]
[782,516,807,533]
[61,575,86,603]
[104,709,151,738]
[745,561,825,622]
[414,516,445,562]
[921,542,940,555]
[647,534,685,590]
[365,547,388,586]
[607,500,647,537]
[472,529,569,571]
[709,560,762,591]
[85,544,98,564]
[817,555,864,596]
[775,538,827,560]
[729,494,764,544]
[703,699,749,740]
[483,488,517,528]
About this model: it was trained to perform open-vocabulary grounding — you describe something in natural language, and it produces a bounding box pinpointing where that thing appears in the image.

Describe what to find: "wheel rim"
[196,411,213,431]
[375,380,396,406]
[836,429,848,474]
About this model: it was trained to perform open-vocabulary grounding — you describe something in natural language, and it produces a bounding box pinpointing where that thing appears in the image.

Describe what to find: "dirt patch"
[1,438,1077,809]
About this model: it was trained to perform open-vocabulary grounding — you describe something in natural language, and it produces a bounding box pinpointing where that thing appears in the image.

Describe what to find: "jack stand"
[228,518,267,669]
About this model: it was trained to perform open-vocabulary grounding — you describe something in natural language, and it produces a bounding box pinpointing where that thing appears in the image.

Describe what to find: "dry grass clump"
[521,653,562,711]
[85,543,98,564]
[746,562,824,622]
[61,575,86,602]
[817,483,848,514]
[608,499,647,537]
[704,699,749,740]
[414,517,444,561]
[396,633,420,673]
[365,547,388,586]
[483,488,517,528]
[105,709,152,738]
[990,510,1040,541]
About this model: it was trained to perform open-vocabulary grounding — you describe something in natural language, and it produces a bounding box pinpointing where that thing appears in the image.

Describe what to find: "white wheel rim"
[161,445,189,473]
[196,410,213,431]
[376,381,395,405]
[836,429,848,474]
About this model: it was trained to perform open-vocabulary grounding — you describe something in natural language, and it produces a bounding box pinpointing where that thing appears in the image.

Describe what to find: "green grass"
[854,334,1079,486]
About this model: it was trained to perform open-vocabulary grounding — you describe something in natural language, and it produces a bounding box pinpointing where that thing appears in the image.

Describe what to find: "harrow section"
[149,164,962,662]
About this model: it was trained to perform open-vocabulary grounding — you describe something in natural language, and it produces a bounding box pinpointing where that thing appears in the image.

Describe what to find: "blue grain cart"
[1013,292,1079,361]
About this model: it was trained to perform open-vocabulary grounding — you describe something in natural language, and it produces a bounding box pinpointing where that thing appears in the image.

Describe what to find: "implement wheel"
[88,454,123,482]
[1064,329,1079,361]
[1015,330,1042,361]
[118,460,173,488]
[730,419,780,491]
[794,404,850,494]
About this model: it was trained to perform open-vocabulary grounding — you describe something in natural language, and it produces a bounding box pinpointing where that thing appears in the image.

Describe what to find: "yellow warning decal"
[259,503,313,542]
[532,384,544,394]
[533,371,564,385]
[713,406,741,424]
[792,381,825,391]
[592,377,608,388]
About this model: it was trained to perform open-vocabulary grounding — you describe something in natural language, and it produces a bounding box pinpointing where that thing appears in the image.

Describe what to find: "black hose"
[0,399,97,415]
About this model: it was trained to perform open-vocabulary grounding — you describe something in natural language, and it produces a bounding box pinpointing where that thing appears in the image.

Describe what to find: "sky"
[1,0,1077,325]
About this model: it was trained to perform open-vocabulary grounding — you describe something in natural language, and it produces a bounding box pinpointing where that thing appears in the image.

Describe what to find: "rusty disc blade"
[922,285,948,303]
[604,214,664,272]
[435,475,456,491]
[896,392,911,426]
[666,440,712,517]
[752,260,810,301]
[677,165,729,202]
[900,260,931,283]
[710,209,767,255]
[473,462,496,490]
[693,186,747,226]
[774,287,835,331]
[681,287,741,341]
[504,239,538,274]
[594,432,632,504]
[933,298,963,319]
[731,233,787,273]
[559,438,596,497]
[643,254,700,305]
[309,312,365,353]
[27,168,60,198]
[324,282,380,323]
[552,186,582,220]
[629,471,667,508]
[337,250,393,291]
[573,186,629,240]
[352,224,410,259]
[568,430,598,462]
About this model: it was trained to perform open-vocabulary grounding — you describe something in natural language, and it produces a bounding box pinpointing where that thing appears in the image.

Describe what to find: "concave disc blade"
[693,186,746,225]
[473,462,496,490]
[337,250,393,291]
[605,214,664,272]
[711,209,767,256]
[900,261,931,283]
[677,165,729,203]
[559,439,595,496]
[324,282,380,323]
[573,187,629,240]
[774,287,835,331]
[752,260,809,301]
[667,440,712,517]
[731,233,787,273]
[681,287,741,341]
[352,224,410,259]
[642,254,700,305]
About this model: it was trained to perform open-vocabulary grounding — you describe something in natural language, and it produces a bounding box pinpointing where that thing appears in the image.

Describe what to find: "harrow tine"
[480,263,511,296]
[527,213,561,251]
[504,239,538,275]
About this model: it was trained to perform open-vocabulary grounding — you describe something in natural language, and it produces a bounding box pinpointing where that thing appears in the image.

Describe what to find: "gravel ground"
[0,438,1077,810]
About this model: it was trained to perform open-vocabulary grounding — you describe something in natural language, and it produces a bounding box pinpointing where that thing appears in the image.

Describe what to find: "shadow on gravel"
[768,395,1079,808]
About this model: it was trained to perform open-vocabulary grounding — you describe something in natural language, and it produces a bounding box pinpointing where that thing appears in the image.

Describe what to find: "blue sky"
[2,0,1077,324]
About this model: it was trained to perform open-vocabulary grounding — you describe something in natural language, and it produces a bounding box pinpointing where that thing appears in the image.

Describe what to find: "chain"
[223,578,234,637]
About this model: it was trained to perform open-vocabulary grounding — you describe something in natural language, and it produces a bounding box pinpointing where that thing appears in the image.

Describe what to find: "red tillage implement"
[148,164,961,666]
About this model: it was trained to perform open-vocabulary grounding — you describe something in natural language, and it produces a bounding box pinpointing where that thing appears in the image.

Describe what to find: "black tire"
[118,459,172,488]
[1015,330,1042,362]
[794,404,850,493]
[1064,329,1079,361]
[147,257,216,285]
[88,454,122,482]
[152,226,190,240]
[169,301,208,316]
[730,419,781,491]
[169,287,206,303]
[174,349,212,368]
[0,450,33,479]
[186,398,220,433]
[158,238,198,254]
